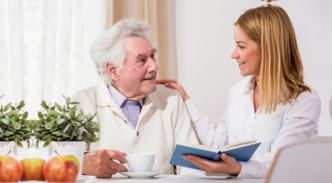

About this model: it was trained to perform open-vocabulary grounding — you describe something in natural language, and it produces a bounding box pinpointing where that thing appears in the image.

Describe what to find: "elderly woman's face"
[231,25,261,77]
[114,36,158,100]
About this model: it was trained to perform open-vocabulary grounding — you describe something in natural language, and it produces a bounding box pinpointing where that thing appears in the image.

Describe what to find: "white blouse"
[185,77,321,178]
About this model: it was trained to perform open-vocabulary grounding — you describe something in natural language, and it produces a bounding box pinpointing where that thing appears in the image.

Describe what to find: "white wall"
[175,0,332,136]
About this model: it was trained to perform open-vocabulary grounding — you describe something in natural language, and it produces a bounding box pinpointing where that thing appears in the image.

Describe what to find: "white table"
[80,174,265,183]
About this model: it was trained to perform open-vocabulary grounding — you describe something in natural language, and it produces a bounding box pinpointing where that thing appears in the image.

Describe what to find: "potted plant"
[34,95,100,174]
[0,95,34,160]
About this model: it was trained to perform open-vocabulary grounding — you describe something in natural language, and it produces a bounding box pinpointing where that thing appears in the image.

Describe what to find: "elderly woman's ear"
[106,63,120,81]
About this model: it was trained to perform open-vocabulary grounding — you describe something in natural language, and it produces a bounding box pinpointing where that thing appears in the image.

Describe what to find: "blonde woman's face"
[231,25,261,77]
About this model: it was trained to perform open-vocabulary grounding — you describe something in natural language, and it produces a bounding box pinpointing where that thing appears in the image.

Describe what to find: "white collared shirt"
[185,77,321,178]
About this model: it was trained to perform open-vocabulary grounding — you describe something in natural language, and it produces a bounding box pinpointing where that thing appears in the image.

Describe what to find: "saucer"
[119,170,163,178]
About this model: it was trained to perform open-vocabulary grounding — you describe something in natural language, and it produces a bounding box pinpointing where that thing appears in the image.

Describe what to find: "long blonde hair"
[235,5,311,113]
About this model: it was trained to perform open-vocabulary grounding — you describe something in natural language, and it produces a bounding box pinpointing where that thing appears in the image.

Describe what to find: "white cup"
[122,153,155,173]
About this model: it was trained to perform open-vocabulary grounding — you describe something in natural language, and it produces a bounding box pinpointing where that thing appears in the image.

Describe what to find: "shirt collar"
[108,84,144,107]
[242,76,256,96]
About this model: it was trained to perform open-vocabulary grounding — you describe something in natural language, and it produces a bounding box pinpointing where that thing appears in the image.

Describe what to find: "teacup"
[123,153,155,172]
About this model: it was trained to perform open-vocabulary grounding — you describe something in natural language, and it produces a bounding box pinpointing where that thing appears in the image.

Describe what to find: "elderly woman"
[157,5,321,178]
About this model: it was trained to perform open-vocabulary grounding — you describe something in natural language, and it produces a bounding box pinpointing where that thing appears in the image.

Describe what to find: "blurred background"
[0,0,331,136]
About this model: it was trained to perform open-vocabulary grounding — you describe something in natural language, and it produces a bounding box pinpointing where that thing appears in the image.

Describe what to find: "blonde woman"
[157,5,321,178]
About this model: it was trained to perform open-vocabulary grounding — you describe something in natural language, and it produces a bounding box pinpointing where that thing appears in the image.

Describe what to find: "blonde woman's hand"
[156,79,190,101]
[182,153,242,175]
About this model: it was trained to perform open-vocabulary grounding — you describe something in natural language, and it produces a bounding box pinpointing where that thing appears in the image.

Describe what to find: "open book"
[169,139,261,171]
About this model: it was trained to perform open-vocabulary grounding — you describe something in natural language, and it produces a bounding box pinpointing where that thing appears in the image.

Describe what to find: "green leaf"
[41,101,49,110]
[6,110,16,117]
[46,111,52,121]
[20,127,31,132]
[22,111,28,120]
[69,109,75,119]
[27,140,30,148]
[76,114,85,121]
[14,111,20,121]
[52,131,62,136]
[51,110,59,117]
[56,119,65,125]
[1,119,9,125]
[43,140,50,148]
[45,122,55,130]
[38,112,45,121]
[77,127,84,135]
[4,131,14,136]
[54,103,62,112]
[15,138,23,148]
[62,124,71,134]
[36,140,39,148]
[72,120,82,127]
[17,101,25,110]
[66,97,71,106]
[12,122,22,130]
[34,126,46,132]
[4,102,11,112]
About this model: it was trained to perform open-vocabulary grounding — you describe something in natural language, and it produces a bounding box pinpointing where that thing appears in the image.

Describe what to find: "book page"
[221,139,257,151]
[178,143,219,153]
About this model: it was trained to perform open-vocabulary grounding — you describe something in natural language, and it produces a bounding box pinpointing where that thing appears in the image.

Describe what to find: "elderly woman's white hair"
[90,19,154,84]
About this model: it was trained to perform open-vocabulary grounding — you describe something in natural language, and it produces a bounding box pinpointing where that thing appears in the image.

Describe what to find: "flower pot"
[0,141,15,158]
[0,141,33,161]
[17,141,35,161]
[32,140,53,161]
[49,141,85,175]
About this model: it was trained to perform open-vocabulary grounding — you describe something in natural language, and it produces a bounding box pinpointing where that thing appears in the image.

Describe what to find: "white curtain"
[0,0,105,118]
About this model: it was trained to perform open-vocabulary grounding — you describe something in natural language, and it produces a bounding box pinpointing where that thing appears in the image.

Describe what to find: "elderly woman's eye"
[139,59,146,62]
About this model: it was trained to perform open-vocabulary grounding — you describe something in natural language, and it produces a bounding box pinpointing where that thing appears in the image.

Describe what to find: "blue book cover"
[169,141,261,171]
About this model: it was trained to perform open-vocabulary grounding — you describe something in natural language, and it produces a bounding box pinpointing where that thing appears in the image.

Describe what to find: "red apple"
[43,156,79,182]
[21,158,45,181]
[0,156,23,182]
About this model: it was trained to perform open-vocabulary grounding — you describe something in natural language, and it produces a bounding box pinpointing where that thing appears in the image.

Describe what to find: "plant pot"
[0,141,16,158]
[17,141,35,161]
[0,141,33,161]
[32,140,53,161]
[49,141,85,175]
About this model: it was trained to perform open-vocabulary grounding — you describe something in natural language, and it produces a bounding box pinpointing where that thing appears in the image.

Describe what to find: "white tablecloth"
[76,174,265,183]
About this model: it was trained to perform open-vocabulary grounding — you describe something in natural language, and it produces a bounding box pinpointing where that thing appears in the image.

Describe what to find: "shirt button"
[137,131,139,136]
[133,118,136,121]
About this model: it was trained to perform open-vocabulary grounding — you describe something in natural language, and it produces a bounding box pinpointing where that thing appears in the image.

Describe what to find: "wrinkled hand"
[182,153,242,175]
[82,150,127,178]
[156,79,190,101]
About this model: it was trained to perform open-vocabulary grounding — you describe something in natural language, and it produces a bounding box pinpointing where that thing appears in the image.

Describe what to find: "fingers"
[182,155,213,173]
[82,150,128,178]
[106,150,127,164]
[156,79,177,84]
[107,160,127,172]
[221,153,235,163]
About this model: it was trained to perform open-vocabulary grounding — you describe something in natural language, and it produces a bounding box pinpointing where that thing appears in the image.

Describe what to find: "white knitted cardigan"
[71,83,205,175]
